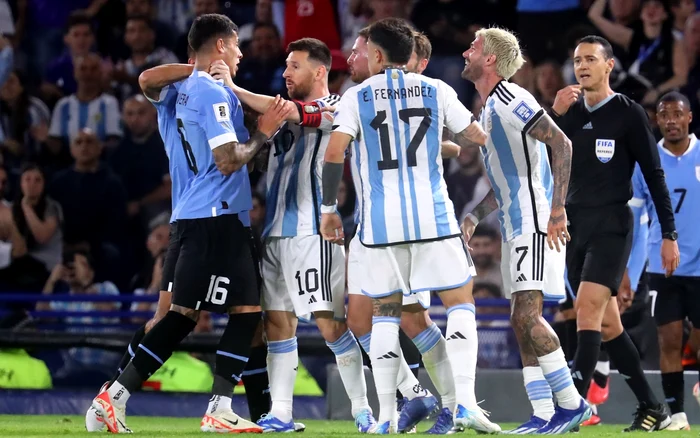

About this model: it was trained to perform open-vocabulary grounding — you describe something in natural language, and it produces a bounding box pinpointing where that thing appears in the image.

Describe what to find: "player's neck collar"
[659,134,698,157]
[486,79,507,99]
[193,69,224,86]
[378,65,407,74]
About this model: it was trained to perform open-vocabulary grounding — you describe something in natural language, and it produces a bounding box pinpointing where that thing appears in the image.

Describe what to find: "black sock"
[598,346,609,362]
[125,311,196,392]
[111,325,146,385]
[243,344,271,422]
[605,331,659,407]
[571,330,601,395]
[397,329,421,400]
[593,370,608,389]
[661,371,684,414]
[552,320,569,360]
[213,312,261,397]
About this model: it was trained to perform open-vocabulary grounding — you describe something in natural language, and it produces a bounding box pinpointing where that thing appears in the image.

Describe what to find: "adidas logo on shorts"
[308,295,317,304]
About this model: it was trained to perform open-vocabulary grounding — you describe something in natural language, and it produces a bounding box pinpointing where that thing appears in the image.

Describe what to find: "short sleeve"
[49,98,68,138]
[198,86,239,150]
[103,95,123,138]
[440,81,473,134]
[332,89,361,138]
[147,81,181,108]
[497,86,544,133]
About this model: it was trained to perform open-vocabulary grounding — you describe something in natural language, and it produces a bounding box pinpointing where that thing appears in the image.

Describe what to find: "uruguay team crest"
[595,139,615,163]
[696,166,700,182]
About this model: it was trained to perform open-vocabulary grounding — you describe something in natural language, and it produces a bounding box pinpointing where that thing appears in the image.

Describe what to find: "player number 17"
[371,108,433,171]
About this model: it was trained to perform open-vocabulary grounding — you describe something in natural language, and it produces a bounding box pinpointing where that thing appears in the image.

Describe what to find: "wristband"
[294,100,322,127]
[465,213,479,227]
[320,203,337,214]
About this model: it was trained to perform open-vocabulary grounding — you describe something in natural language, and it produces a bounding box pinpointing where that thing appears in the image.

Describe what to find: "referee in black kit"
[549,35,681,431]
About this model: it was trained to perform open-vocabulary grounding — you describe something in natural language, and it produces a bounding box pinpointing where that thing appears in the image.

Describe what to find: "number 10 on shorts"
[206,275,230,305]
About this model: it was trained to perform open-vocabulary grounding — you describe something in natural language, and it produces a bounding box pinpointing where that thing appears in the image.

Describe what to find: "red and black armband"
[294,100,323,128]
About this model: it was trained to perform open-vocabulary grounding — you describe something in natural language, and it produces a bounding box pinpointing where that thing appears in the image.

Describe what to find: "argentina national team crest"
[595,139,615,163]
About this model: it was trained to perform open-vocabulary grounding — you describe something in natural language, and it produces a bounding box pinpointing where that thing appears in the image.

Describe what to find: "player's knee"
[315,312,347,342]
[169,304,200,322]
[264,311,296,341]
[437,283,473,309]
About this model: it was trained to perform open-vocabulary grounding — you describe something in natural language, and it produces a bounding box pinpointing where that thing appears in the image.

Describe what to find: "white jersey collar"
[658,134,698,157]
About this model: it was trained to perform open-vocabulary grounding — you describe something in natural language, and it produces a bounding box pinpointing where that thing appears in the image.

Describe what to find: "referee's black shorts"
[161,214,261,313]
[566,204,633,297]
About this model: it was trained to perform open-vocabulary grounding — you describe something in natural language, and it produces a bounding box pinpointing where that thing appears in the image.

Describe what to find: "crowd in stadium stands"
[0,0,698,374]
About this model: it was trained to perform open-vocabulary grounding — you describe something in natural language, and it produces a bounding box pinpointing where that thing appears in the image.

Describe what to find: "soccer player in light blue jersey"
[91,14,291,434]
[629,91,699,431]
[461,27,589,434]
[322,18,500,434]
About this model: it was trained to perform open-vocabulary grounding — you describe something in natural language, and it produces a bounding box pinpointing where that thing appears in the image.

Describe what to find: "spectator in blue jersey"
[49,129,127,285]
[629,92,700,430]
[41,11,96,105]
[47,53,122,168]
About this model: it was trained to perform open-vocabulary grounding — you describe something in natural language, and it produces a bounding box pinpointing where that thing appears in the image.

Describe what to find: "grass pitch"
[0,415,697,437]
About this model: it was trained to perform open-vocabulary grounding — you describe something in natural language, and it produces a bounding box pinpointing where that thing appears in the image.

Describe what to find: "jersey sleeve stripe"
[523,108,545,133]
[493,88,512,106]
[498,83,516,100]
[628,197,645,207]
[208,132,238,149]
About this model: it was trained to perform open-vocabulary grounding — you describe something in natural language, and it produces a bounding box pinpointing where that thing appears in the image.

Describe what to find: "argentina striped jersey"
[334,69,471,246]
[479,81,553,242]
[263,94,341,238]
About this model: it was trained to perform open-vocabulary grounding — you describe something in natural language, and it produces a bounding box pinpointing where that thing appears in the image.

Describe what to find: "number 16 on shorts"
[203,275,230,307]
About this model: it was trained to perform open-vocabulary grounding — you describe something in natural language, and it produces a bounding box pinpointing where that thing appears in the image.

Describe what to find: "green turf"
[0,415,697,437]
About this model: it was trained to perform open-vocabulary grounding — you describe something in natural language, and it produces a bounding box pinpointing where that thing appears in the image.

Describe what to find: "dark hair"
[12,163,48,250]
[0,70,30,150]
[358,26,370,39]
[126,15,154,30]
[367,18,414,65]
[64,10,93,35]
[188,13,238,53]
[287,38,331,69]
[658,91,691,108]
[253,22,280,39]
[63,247,94,269]
[578,35,614,60]
[472,224,499,240]
[413,31,432,61]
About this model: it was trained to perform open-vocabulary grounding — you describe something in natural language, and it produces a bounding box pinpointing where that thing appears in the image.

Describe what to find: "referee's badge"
[595,139,615,163]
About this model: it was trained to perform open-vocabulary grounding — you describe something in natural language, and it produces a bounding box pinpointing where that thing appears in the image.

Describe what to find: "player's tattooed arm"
[138,64,194,101]
[452,122,487,149]
[527,114,572,211]
[372,299,402,318]
[212,131,270,175]
[471,188,498,222]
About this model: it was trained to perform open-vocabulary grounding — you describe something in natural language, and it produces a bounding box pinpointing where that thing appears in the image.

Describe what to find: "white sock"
[445,304,479,409]
[523,366,555,421]
[414,323,456,412]
[108,381,131,408]
[267,337,298,422]
[207,395,232,414]
[361,331,430,401]
[327,330,371,417]
[538,348,581,410]
[369,317,401,425]
[595,360,610,376]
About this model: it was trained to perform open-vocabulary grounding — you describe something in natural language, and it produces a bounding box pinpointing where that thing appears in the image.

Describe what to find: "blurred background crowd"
[0,0,698,383]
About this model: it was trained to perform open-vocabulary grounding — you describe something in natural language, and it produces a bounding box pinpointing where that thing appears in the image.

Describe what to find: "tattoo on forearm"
[322,162,344,206]
[472,189,499,221]
[372,299,402,318]
[453,123,486,149]
[213,131,269,175]
[510,291,559,356]
[528,115,571,210]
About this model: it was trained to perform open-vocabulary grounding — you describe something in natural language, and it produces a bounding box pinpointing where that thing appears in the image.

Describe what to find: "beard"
[288,80,313,100]
[462,63,482,81]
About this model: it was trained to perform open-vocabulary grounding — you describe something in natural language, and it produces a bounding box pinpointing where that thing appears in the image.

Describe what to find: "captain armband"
[294,100,323,128]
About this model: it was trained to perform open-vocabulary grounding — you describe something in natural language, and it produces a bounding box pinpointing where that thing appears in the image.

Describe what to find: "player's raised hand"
[258,95,294,137]
[661,238,680,277]
[547,206,570,252]
[321,213,344,245]
[552,85,581,116]
[209,60,234,89]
